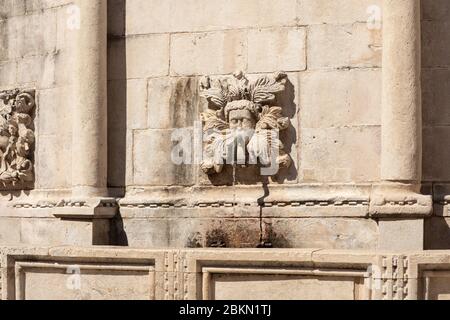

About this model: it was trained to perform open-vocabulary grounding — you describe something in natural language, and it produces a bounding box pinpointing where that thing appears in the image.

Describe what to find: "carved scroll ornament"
[0,89,35,188]
[200,71,292,175]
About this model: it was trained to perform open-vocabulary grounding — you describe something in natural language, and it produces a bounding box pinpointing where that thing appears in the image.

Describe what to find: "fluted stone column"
[72,0,108,198]
[374,0,432,250]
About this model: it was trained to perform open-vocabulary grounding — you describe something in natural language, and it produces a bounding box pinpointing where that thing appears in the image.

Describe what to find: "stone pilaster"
[72,0,108,198]
[373,0,431,250]
[63,0,116,220]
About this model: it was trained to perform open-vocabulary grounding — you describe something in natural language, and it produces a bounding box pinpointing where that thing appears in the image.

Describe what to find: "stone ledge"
[369,194,433,217]
[9,198,118,219]
[3,246,450,300]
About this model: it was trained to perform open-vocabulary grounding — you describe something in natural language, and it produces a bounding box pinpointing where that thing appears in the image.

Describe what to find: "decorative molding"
[200,71,292,175]
[201,266,369,300]
[12,261,155,300]
[12,199,118,209]
[163,251,188,301]
[378,256,409,301]
[10,198,118,220]
[120,199,369,209]
[369,194,433,217]
[0,89,35,190]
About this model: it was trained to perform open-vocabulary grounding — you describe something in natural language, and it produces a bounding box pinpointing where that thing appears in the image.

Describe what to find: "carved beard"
[217,128,254,166]
[230,128,254,145]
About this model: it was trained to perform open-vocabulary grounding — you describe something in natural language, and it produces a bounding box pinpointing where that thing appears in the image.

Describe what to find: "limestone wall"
[109,0,382,188]
[0,0,448,251]
[0,0,80,246]
[0,0,75,191]
[107,0,384,249]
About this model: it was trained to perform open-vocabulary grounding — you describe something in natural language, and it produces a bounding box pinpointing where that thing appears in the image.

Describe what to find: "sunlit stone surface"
[1,0,450,300]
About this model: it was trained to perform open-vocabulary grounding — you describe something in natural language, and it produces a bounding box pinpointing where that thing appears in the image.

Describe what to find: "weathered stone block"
[0,60,16,87]
[378,219,424,251]
[307,23,381,70]
[298,0,382,25]
[300,126,381,182]
[133,129,195,186]
[148,77,199,129]
[170,30,247,76]
[9,11,57,58]
[212,274,358,300]
[0,217,21,245]
[35,134,72,189]
[267,218,378,249]
[56,4,78,51]
[126,0,298,35]
[0,0,26,18]
[20,218,95,246]
[37,86,71,136]
[248,27,306,73]
[0,20,8,61]
[126,79,147,130]
[300,70,381,128]
[126,34,170,79]
[118,218,170,248]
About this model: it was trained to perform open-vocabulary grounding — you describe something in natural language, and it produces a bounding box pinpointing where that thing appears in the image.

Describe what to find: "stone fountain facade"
[1,0,450,300]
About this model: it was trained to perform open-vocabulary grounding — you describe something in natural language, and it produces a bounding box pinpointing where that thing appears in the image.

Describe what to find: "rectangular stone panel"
[15,261,154,300]
[202,267,366,300]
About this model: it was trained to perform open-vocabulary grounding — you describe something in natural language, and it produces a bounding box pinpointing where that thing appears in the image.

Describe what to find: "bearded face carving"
[200,71,292,175]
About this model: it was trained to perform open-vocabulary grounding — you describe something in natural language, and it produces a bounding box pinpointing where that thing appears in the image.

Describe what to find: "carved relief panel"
[0,89,35,189]
[199,71,292,176]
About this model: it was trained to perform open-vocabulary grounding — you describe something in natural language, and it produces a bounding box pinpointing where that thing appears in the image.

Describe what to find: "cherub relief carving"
[0,89,35,187]
[200,71,292,175]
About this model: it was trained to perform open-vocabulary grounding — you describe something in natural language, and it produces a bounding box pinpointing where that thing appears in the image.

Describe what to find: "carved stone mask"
[200,72,293,175]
